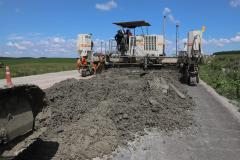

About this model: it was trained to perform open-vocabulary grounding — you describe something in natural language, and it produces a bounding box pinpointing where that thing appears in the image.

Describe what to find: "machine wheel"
[96,63,104,74]
[196,75,200,83]
[82,70,87,77]
[90,69,94,75]
[189,76,198,85]
[184,69,189,84]
[188,76,191,85]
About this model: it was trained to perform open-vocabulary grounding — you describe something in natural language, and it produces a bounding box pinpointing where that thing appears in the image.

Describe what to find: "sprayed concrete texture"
[13,68,195,160]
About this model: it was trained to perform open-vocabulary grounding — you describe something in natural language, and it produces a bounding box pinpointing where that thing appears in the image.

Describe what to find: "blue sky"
[0,0,240,57]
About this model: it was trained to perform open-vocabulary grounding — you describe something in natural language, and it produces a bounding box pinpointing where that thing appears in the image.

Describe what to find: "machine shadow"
[13,139,59,160]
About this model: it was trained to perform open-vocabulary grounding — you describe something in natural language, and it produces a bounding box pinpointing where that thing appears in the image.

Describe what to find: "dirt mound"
[36,68,194,160]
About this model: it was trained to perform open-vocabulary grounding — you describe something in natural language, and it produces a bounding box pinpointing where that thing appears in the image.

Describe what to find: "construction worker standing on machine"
[115,30,124,54]
[126,29,132,49]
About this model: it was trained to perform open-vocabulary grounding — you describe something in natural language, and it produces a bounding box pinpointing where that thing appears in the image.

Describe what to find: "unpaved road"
[2,69,240,160]
[0,70,92,89]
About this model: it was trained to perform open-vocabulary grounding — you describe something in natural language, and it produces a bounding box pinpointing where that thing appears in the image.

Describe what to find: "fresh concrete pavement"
[1,71,240,160]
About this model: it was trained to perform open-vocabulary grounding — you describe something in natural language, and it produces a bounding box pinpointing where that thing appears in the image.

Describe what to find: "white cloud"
[168,15,179,24]
[21,41,34,46]
[2,34,77,57]
[166,39,173,45]
[33,49,39,52]
[230,0,240,7]
[163,7,180,24]
[6,42,14,47]
[202,38,231,47]
[52,37,66,43]
[39,40,50,45]
[180,38,188,43]
[2,51,11,56]
[172,33,240,50]
[96,0,117,11]
[163,7,171,15]
[202,33,240,47]
[7,42,27,50]
[168,33,240,54]
[230,33,240,42]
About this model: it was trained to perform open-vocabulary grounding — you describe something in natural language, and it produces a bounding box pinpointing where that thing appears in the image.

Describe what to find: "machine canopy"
[113,21,151,28]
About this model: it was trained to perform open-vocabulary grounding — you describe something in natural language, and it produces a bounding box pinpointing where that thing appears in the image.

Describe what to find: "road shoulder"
[0,70,94,89]
[200,79,240,123]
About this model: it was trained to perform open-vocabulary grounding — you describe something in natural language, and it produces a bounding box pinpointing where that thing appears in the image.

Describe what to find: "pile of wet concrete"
[34,68,194,160]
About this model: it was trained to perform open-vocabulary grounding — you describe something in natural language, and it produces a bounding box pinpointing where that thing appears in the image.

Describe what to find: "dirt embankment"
[20,68,195,160]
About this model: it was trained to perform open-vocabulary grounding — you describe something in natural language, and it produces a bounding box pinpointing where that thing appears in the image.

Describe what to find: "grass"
[0,58,76,79]
[200,52,240,111]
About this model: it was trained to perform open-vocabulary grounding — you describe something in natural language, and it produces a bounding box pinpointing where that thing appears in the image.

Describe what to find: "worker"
[115,30,124,52]
[126,29,132,38]
[126,29,132,48]
[95,54,105,74]
[91,41,94,51]
[76,58,81,73]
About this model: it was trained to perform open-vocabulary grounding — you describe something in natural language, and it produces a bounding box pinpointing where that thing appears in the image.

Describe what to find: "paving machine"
[0,85,45,158]
[108,21,204,86]
[76,21,204,86]
[77,34,105,77]
[77,34,95,77]
[178,30,204,85]
[107,21,178,68]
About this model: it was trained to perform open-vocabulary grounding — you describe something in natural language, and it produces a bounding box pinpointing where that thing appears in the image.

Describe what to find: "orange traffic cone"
[5,66,13,87]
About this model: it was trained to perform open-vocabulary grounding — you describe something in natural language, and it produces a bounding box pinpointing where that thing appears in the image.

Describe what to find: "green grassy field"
[200,52,240,109]
[0,58,76,79]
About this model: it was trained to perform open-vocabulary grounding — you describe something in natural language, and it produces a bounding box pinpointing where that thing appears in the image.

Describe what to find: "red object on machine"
[81,56,87,65]
[76,57,88,71]
[5,66,13,87]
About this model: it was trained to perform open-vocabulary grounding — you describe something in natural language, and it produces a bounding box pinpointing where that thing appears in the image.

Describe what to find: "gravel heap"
[27,68,194,160]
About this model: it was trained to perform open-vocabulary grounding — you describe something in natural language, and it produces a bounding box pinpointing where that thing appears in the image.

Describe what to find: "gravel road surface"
[0,70,92,89]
